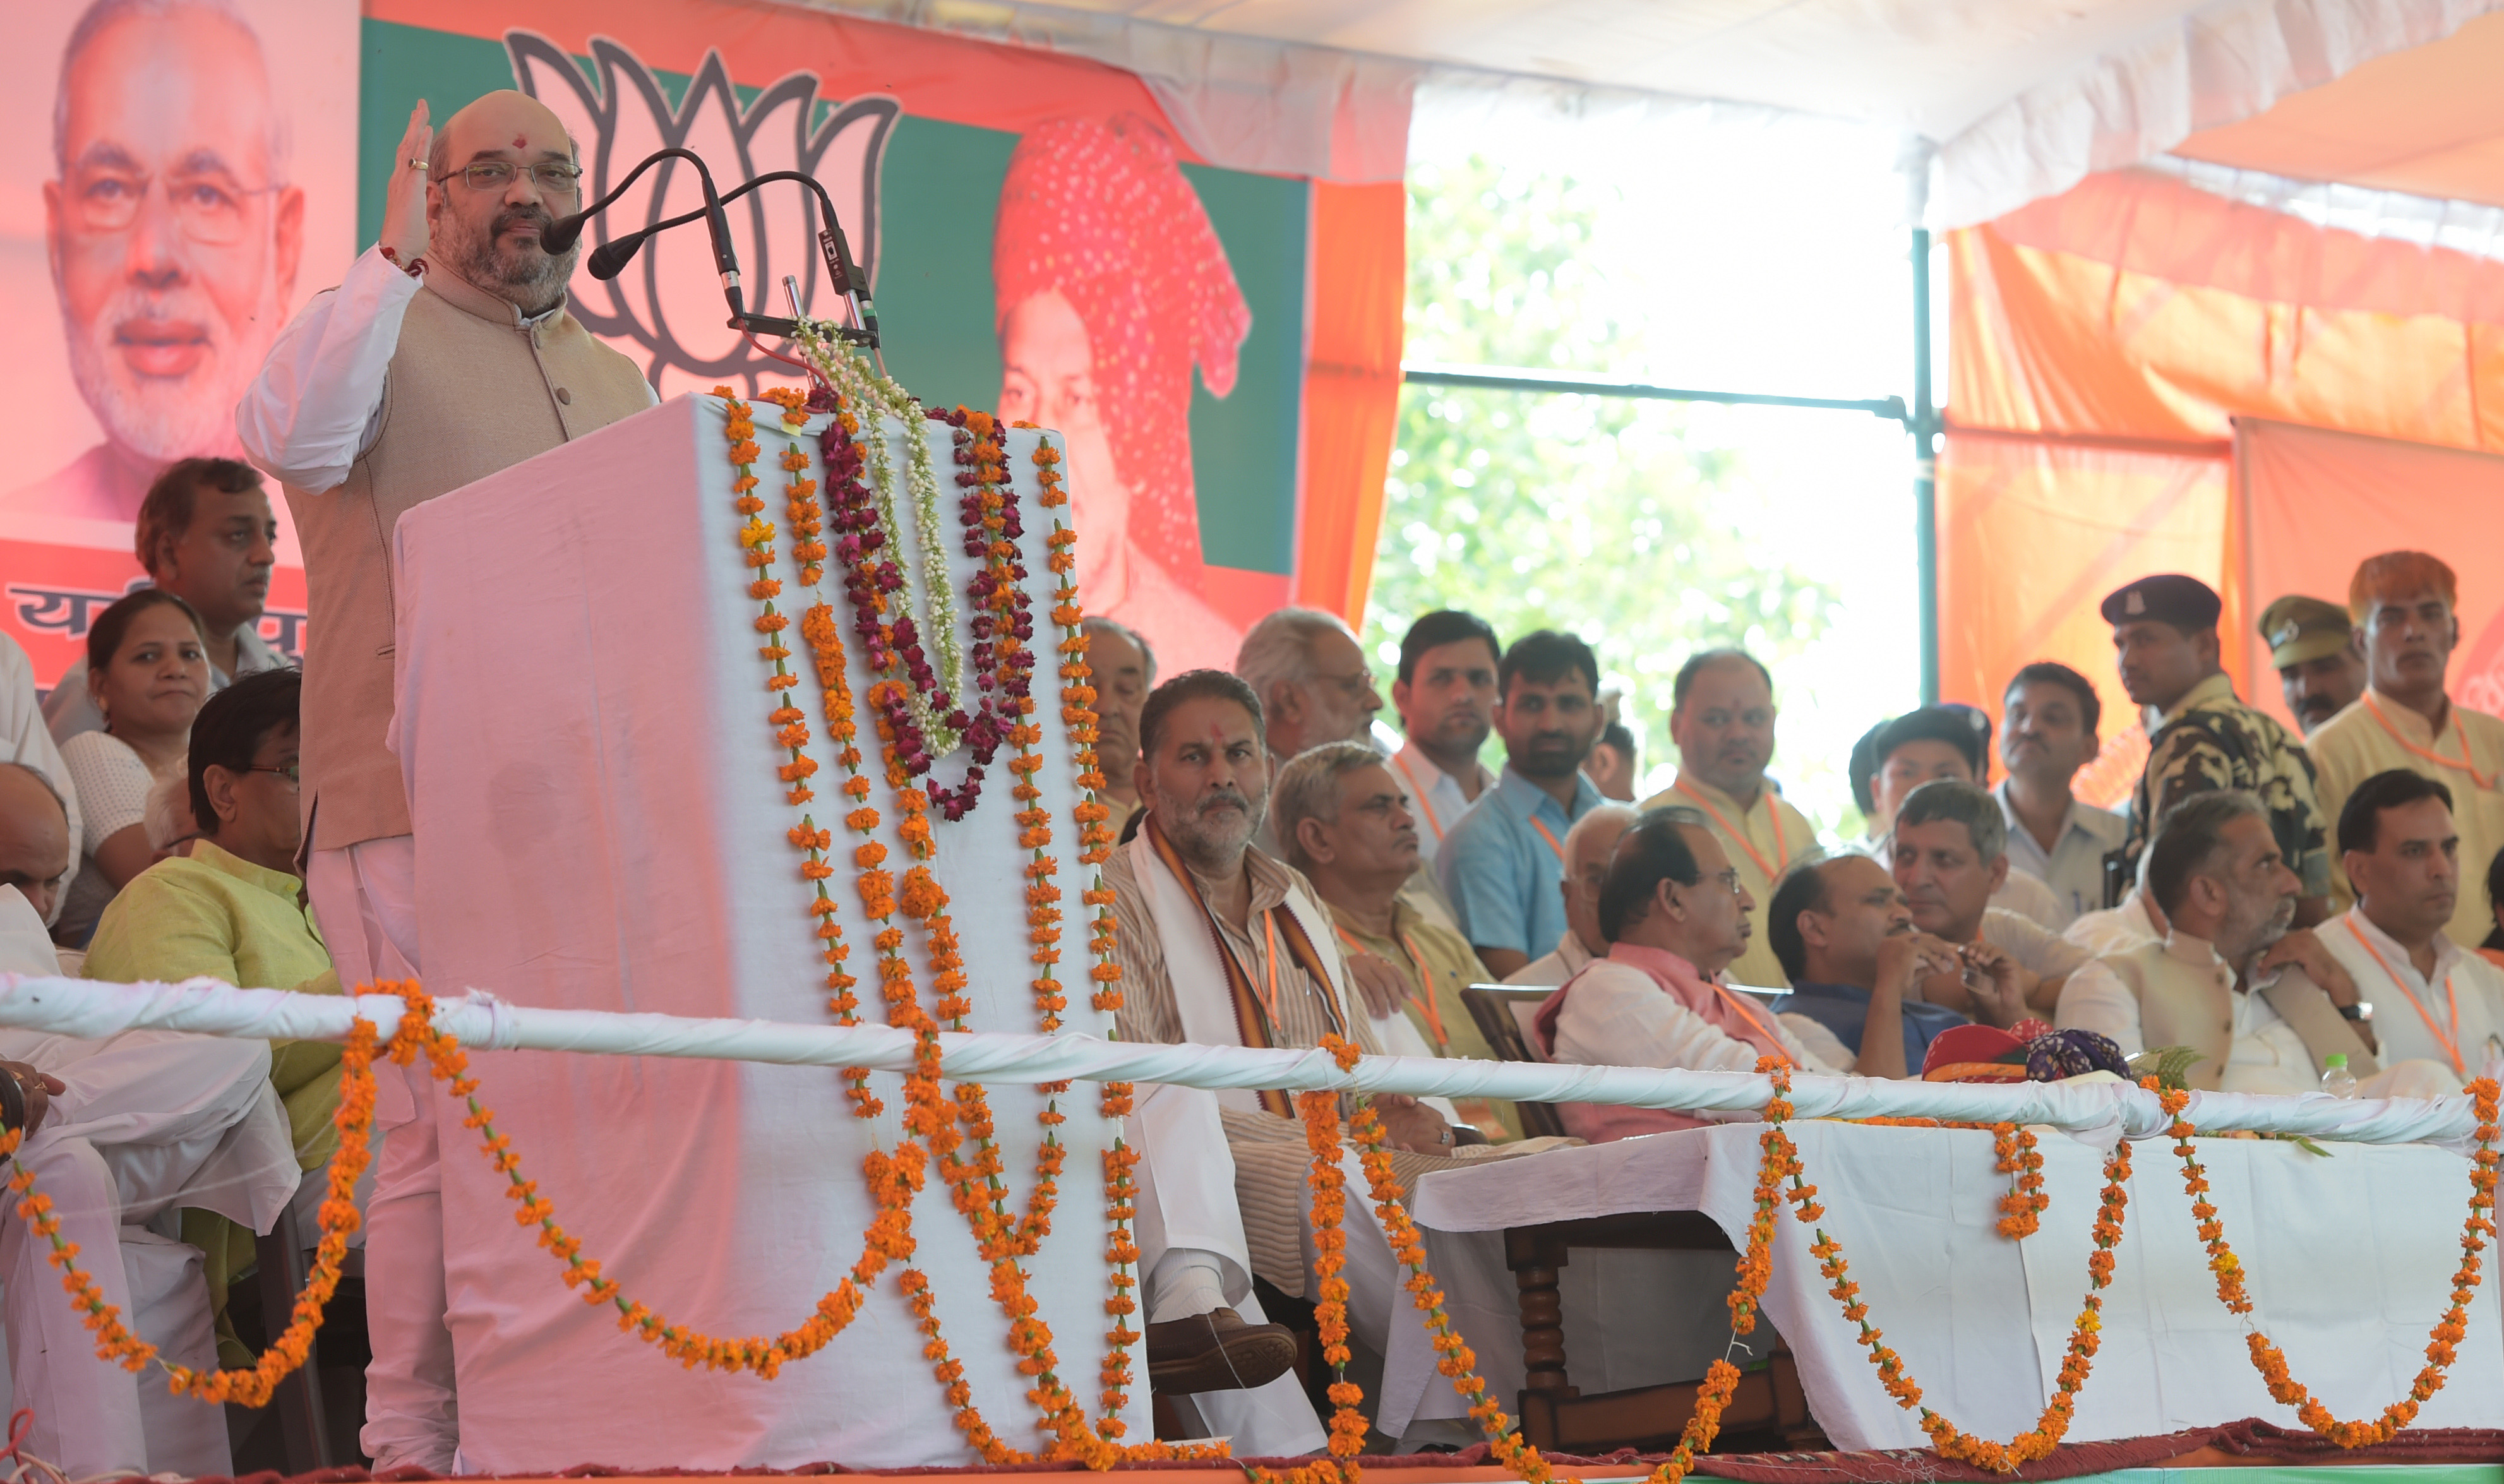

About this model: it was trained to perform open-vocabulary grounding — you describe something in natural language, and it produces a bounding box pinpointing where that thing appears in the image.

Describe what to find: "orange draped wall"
[1297,180,1409,624]
[1943,167,2504,803]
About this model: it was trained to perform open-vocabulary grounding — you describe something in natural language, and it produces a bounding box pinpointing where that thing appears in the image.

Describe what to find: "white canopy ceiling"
[854,0,2504,225]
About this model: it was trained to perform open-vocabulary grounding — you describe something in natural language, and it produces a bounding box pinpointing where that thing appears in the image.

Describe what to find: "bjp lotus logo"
[506,32,898,398]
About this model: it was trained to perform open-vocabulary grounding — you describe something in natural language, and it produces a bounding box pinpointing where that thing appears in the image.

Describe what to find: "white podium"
[392,393,1138,1468]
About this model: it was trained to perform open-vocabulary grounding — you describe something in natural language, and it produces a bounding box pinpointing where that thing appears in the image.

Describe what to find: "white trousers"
[1128,1083,1327,1456]
[0,1030,291,1475]
[305,836,457,1471]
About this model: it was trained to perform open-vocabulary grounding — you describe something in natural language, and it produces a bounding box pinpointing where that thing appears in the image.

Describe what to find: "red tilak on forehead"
[513,134,528,149]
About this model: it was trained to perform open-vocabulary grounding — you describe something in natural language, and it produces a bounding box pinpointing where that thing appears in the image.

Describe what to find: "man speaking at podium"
[237,91,653,1468]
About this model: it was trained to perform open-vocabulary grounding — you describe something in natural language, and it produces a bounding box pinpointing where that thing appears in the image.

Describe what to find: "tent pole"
[1911,225,1939,705]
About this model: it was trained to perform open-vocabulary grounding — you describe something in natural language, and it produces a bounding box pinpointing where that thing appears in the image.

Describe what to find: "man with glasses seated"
[236,87,653,1471]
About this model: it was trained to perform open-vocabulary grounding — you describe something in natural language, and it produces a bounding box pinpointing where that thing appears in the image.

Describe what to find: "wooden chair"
[1459,984,1568,1140]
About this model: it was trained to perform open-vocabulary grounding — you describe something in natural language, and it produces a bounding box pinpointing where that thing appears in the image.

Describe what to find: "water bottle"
[2320,1053,2357,1099]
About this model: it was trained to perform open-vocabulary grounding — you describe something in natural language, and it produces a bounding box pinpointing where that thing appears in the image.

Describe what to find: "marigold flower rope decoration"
[1852,1118,2048,1240]
[2155,1075,2502,1447]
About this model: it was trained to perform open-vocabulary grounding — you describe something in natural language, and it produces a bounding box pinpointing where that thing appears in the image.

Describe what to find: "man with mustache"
[236,89,653,1471]
[2260,595,2366,737]
[1766,854,2013,1070]
[2106,574,2330,925]
[1891,780,2090,1017]
[43,458,285,744]
[2056,790,2436,1096]
[2306,553,2504,949]
[1637,649,1816,987]
[1278,739,1517,1139]
[1995,663,2127,928]
[2316,770,2504,1087]
[1104,670,1473,1452]
[7,0,303,522]
[1384,609,1501,871]
[1439,630,1610,979]
[1083,615,1156,837]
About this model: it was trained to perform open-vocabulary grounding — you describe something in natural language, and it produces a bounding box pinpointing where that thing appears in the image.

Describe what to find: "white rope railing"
[0,974,2483,1146]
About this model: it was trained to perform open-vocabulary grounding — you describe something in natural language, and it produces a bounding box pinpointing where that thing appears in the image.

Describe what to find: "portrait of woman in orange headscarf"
[993,112,1252,672]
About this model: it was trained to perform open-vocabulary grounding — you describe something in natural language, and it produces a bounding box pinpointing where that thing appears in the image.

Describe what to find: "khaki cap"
[2258,594,2353,667]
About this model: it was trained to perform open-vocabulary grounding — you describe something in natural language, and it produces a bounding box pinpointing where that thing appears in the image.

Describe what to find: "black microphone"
[589,170,878,346]
[544,147,741,316]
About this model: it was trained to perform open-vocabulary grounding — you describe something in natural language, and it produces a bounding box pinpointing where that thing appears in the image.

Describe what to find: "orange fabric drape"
[1942,165,2504,766]
[1294,180,1408,625]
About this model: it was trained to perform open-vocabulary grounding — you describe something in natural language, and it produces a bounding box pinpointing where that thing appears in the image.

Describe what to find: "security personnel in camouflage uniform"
[2104,575,2330,918]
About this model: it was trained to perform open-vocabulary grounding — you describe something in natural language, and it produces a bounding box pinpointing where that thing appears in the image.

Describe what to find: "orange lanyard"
[1708,982,1792,1067]
[2364,695,2496,790]
[2346,917,2465,1075]
[1334,923,1449,1047]
[1391,751,1446,842]
[1529,815,1566,863]
[1674,778,1785,882]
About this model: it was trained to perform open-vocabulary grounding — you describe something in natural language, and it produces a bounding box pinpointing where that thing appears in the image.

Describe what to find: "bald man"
[237,90,653,1469]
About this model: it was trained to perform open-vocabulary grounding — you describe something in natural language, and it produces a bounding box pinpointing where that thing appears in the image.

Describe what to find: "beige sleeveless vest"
[285,267,652,850]
[2099,936,2377,1090]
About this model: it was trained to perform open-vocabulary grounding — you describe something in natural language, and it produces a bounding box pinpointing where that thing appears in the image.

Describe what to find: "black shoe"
[1146,1307,1298,1394]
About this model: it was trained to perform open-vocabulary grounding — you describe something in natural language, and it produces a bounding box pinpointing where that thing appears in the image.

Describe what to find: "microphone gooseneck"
[587,169,879,350]
[544,147,741,314]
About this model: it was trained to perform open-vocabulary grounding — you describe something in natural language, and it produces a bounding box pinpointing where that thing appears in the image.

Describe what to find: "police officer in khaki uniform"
[2259,594,2366,736]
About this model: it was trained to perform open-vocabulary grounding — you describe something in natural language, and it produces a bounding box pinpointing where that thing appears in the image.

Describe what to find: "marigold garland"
[1849,1118,2047,1240]
[2155,1075,2503,1447]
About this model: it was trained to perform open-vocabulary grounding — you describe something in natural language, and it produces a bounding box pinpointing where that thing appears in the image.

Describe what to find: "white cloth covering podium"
[390,395,1158,1469]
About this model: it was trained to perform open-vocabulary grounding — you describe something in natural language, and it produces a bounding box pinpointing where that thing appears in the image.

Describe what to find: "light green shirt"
[84,838,343,1166]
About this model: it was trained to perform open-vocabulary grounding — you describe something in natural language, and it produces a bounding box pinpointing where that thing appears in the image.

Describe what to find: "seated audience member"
[1,635,80,929]
[2484,844,2504,972]
[1504,803,1638,987]
[1864,707,2063,928]
[2307,552,2504,948]
[1997,662,2128,928]
[0,760,297,1476]
[1845,721,1887,855]
[1083,616,1156,837]
[1236,607,1383,769]
[1766,855,2011,1070]
[1537,810,1914,1143]
[2058,791,2441,1096]
[1891,780,2089,1015]
[1638,649,1816,986]
[54,590,210,945]
[1385,609,1501,870]
[1587,715,1638,802]
[2317,771,2504,1087]
[2260,594,2366,738]
[45,458,287,745]
[1440,630,1610,978]
[1276,740,1519,1139]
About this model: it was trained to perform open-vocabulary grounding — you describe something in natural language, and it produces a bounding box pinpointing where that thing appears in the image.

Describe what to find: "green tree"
[1365,157,1838,805]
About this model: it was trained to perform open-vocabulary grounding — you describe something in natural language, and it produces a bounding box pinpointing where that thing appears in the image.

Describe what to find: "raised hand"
[380,100,434,265]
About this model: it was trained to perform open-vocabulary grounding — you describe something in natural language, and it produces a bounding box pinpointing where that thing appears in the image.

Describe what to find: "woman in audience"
[52,590,208,945]
[85,668,337,1366]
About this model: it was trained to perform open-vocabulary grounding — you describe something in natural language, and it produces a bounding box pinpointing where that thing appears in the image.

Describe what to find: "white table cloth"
[1407,1122,2504,1451]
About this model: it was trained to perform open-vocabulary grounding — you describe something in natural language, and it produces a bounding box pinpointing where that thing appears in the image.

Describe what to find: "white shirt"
[0,633,80,925]
[235,246,655,492]
[1504,927,1593,988]
[1978,904,2091,981]
[1387,742,1493,871]
[1994,781,2129,929]
[2057,933,2317,1094]
[2319,907,2504,1086]
[2065,890,2160,957]
[44,623,288,745]
[1548,957,1842,1076]
[53,731,157,947]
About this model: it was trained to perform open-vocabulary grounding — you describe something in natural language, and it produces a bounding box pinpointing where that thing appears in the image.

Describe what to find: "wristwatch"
[2339,1000,2373,1023]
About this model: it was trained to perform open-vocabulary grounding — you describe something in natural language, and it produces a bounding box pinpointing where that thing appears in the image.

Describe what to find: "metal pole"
[1401,364,1907,422]
[1911,225,1940,706]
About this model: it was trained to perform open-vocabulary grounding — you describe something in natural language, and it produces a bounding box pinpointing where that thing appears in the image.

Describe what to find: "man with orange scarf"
[1535,810,1921,1143]
[993,114,1251,673]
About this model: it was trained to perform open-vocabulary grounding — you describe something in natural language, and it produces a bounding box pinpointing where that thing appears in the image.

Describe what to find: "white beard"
[63,270,283,465]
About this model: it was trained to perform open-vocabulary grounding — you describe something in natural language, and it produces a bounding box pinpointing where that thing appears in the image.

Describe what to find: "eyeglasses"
[1706,868,1741,895]
[64,165,279,244]
[1316,669,1376,703]
[247,762,300,784]
[438,160,584,198]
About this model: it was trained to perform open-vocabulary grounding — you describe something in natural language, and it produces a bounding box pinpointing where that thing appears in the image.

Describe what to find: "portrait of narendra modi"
[2,0,330,524]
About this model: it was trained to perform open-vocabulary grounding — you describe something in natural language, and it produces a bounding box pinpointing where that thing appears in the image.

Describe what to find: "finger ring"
[407,158,429,171]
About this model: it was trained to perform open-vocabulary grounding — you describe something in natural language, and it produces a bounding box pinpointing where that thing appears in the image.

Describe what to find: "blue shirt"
[1436,766,1606,959]
[1774,981,1971,1072]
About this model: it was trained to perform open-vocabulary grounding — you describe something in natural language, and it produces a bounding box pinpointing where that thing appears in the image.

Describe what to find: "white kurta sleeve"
[235,245,425,492]
[2054,959,2144,1057]
[1552,963,1775,1075]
